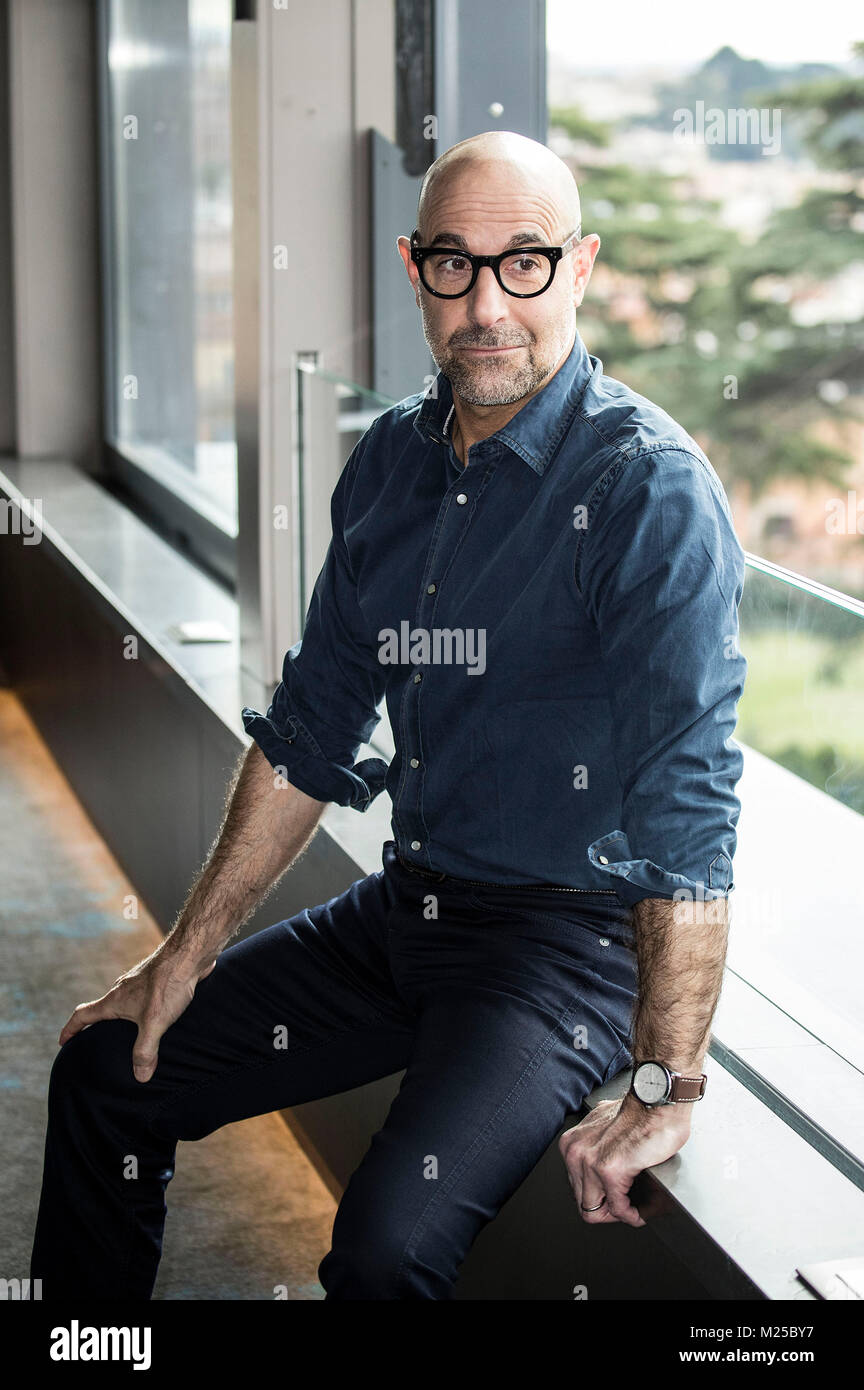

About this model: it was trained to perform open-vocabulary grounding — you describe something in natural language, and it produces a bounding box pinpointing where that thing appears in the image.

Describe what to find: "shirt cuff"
[586,829,733,908]
[241,705,389,812]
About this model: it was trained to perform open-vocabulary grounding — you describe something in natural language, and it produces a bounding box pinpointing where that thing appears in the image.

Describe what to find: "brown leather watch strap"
[668,1073,707,1102]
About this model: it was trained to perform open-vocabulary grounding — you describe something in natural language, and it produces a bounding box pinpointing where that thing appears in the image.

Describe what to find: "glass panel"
[732,563,864,1073]
[738,560,864,816]
[103,0,237,534]
[296,364,397,763]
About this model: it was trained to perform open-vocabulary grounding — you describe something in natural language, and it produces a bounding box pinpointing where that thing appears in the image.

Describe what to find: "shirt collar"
[412,329,595,476]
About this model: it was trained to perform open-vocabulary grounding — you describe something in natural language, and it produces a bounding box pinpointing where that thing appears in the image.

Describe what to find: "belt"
[395,852,448,882]
[394,851,618,896]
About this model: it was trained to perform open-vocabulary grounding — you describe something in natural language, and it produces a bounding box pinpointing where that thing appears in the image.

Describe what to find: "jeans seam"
[393,995,583,1297]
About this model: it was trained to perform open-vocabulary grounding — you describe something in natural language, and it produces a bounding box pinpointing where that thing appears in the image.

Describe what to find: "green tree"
[566,45,864,495]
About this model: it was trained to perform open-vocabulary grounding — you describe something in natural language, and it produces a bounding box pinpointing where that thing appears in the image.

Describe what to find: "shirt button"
[427,583,436,594]
[456,493,467,505]
[411,839,422,851]
[598,855,609,865]
[410,757,420,768]
[413,671,422,683]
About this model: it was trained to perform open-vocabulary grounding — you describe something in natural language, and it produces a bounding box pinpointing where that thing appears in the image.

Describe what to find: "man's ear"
[397,235,422,306]
[573,232,601,307]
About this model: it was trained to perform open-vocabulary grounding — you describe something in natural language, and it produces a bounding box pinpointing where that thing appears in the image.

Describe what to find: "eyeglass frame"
[409,226,582,299]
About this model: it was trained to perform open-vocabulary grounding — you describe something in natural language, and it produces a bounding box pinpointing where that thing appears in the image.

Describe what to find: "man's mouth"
[456,345,526,355]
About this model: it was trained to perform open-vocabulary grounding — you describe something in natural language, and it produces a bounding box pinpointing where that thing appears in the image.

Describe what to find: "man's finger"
[58,999,109,1046]
[597,1169,646,1227]
[566,1151,583,1208]
[578,1179,611,1222]
[578,1154,618,1223]
[559,1138,583,1205]
[132,1021,162,1084]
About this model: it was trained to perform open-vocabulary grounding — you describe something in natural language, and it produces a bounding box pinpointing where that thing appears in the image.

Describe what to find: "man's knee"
[318,1220,455,1300]
[49,1018,138,1108]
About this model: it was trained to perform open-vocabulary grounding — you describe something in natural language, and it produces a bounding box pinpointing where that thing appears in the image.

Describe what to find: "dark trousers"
[30,840,638,1300]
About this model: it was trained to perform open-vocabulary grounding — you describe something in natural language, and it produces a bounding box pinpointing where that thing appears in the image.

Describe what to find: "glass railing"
[296,360,400,632]
[297,360,864,1185]
[737,555,864,816]
[718,557,864,1184]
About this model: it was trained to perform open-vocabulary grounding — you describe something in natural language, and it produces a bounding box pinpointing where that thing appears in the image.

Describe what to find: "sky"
[547,0,860,71]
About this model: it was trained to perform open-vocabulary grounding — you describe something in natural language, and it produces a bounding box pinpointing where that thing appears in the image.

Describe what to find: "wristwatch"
[629,1059,707,1107]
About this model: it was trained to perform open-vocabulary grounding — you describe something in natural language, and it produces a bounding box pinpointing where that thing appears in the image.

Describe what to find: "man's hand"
[58,943,216,1084]
[558,1094,693,1227]
[559,891,727,1227]
[56,745,328,1086]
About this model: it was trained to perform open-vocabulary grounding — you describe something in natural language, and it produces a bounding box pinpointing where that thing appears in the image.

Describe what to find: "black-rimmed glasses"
[409,227,581,299]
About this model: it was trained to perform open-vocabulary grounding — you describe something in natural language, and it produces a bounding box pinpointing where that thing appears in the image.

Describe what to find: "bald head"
[417,131,581,242]
[399,129,598,413]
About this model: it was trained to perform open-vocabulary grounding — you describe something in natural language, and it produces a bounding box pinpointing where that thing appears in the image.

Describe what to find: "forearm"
[559,894,730,1222]
[628,894,730,1074]
[160,742,328,972]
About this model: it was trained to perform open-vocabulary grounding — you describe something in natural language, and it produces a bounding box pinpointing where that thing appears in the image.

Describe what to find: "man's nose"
[465,264,512,326]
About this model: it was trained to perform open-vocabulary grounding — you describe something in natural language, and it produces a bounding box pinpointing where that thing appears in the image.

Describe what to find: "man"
[30,131,746,1299]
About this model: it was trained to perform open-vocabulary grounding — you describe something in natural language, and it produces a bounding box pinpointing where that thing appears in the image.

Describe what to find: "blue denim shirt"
[242,329,747,907]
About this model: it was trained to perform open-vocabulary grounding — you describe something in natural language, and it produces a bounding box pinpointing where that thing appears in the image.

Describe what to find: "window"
[98,0,237,581]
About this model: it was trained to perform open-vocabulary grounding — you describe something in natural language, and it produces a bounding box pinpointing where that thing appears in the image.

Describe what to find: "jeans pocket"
[466,886,626,959]
[601,1040,633,1087]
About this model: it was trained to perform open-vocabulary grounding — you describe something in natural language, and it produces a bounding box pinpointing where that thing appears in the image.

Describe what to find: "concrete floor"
[0,688,336,1299]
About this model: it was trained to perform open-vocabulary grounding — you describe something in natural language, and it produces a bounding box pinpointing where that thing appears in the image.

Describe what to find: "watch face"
[633,1061,670,1104]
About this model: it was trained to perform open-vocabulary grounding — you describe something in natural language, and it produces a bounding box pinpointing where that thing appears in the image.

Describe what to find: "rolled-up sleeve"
[241,426,389,811]
[579,449,747,908]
